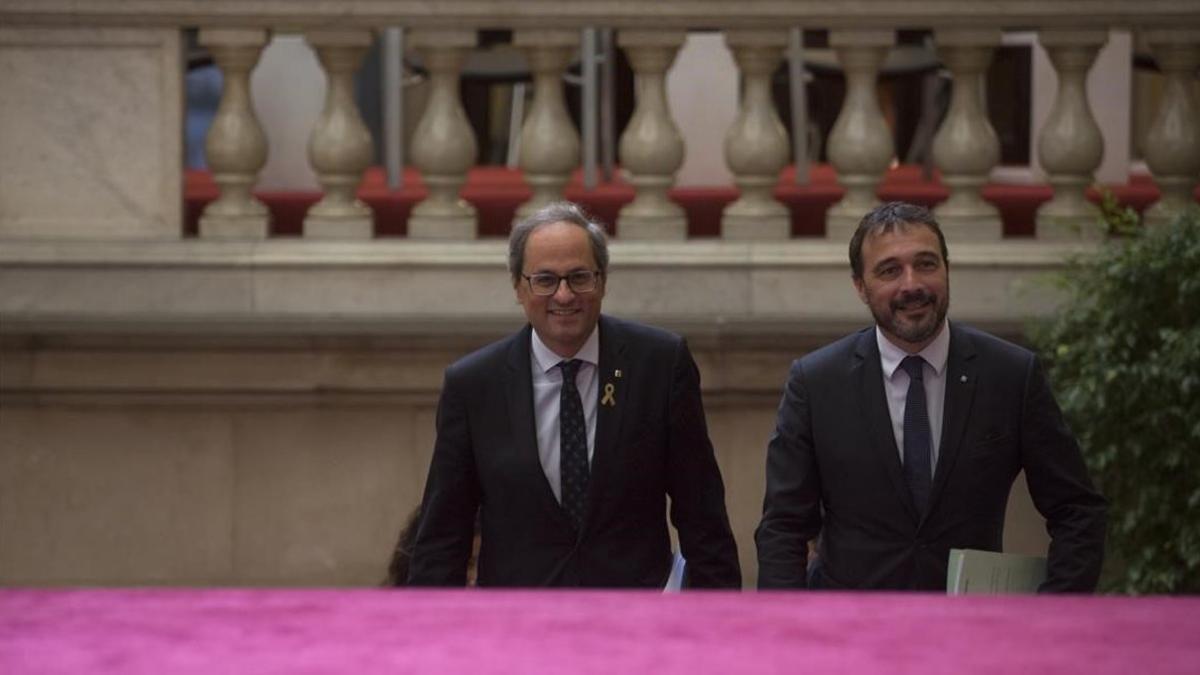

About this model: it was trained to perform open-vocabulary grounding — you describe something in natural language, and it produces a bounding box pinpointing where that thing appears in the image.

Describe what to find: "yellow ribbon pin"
[601,382,616,406]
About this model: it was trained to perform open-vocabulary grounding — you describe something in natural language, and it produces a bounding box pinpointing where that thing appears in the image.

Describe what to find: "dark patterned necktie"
[900,355,932,515]
[558,360,589,532]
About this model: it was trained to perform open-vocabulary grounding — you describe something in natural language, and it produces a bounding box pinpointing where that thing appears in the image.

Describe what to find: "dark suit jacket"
[408,315,741,588]
[756,322,1106,591]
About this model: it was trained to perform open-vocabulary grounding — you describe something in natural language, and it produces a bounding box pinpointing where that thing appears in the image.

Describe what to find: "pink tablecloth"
[1,589,1196,674]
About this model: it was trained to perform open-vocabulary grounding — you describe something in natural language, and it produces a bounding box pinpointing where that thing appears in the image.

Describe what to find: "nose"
[899,265,922,289]
[552,278,576,303]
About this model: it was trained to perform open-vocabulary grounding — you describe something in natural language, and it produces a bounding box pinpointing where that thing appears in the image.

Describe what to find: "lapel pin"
[614,369,622,378]
[601,382,617,407]
[960,375,968,383]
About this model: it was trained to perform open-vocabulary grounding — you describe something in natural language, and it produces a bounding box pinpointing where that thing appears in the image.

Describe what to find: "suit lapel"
[586,315,628,529]
[854,329,920,524]
[505,326,573,529]
[928,323,978,517]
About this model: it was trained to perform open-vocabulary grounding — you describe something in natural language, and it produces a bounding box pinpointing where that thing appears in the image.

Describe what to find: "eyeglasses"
[522,270,603,296]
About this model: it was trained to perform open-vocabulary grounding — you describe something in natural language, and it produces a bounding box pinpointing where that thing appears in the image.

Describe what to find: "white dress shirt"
[530,326,600,503]
[876,320,950,475]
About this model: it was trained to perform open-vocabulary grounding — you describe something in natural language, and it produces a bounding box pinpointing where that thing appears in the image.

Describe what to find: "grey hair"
[507,201,610,284]
[848,201,949,279]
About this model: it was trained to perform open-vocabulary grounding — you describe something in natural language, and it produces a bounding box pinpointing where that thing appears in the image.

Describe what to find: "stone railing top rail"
[2,0,1198,30]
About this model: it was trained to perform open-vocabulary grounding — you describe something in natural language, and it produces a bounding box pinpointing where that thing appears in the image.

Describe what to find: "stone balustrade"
[1,0,1198,327]
[4,1,1195,248]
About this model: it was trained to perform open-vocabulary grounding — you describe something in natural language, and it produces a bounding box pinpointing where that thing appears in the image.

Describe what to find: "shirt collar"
[531,324,600,374]
[876,319,950,380]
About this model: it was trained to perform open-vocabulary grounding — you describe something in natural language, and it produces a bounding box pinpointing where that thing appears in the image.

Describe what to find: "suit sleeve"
[665,339,743,589]
[755,359,823,589]
[407,370,480,586]
[1020,355,1108,592]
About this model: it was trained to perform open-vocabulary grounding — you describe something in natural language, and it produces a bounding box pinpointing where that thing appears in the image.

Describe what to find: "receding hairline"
[864,218,940,239]
[511,219,603,285]
[857,221,947,270]
[508,201,610,284]
[849,201,949,280]
[524,220,597,260]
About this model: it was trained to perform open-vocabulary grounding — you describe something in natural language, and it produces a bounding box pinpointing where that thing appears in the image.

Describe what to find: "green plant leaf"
[1032,209,1200,594]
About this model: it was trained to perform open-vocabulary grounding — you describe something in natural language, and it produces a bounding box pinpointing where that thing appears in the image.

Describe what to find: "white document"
[947,548,1047,595]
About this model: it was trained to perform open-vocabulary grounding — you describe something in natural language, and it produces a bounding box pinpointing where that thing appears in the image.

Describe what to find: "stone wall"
[0,331,1050,587]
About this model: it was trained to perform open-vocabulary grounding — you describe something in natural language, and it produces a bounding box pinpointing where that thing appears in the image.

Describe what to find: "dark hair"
[508,201,610,284]
[384,507,422,587]
[848,201,949,279]
[386,506,482,587]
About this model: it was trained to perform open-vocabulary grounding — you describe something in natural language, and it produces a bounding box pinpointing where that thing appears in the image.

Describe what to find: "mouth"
[896,300,932,313]
[549,308,580,317]
[892,292,934,315]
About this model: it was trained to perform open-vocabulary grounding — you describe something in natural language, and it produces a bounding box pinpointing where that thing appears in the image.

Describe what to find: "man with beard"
[755,202,1106,591]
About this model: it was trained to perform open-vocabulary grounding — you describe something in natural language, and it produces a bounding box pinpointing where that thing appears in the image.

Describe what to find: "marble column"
[826,30,895,242]
[1036,30,1107,240]
[617,30,688,240]
[1142,30,1200,228]
[513,30,581,220]
[407,29,479,239]
[722,30,791,240]
[197,28,270,240]
[303,29,375,239]
[931,29,1003,241]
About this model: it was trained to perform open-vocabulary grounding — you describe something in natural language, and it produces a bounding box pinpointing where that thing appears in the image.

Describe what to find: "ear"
[852,275,868,305]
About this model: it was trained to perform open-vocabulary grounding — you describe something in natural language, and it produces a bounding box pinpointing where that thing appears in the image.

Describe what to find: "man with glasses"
[408,202,741,588]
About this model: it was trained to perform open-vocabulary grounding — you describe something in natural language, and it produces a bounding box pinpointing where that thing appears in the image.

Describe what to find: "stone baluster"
[826,30,895,241]
[616,30,688,240]
[722,30,792,240]
[303,30,375,239]
[1142,30,1200,228]
[197,29,270,239]
[513,30,581,219]
[931,29,1003,240]
[407,30,479,239]
[1035,30,1107,240]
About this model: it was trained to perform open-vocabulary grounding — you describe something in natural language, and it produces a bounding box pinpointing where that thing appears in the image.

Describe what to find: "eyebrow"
[871,251,940,272]
[872,258,898,272]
